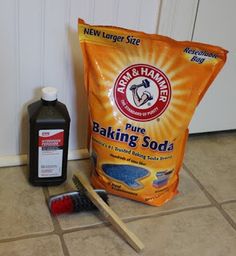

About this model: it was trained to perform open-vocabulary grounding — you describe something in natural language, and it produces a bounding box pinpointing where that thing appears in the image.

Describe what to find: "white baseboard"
[0,148,90,168]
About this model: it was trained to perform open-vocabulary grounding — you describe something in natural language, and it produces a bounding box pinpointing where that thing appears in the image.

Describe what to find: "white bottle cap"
[42,87,58,101]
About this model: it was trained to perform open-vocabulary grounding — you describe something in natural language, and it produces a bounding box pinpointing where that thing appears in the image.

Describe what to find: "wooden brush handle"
[73,172,145,252]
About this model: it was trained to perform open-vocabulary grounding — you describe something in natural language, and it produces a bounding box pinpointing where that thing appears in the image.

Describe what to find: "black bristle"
[72,175,109,208]
[71,192,97,212]
[72,175,84,192]
[72,191,108,212]
[96,190,109,205]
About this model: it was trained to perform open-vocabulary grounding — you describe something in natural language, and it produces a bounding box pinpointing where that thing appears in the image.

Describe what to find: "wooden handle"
[74,172,145,252]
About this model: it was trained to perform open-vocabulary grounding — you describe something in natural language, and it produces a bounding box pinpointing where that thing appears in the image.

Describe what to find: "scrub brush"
[48,189,109,215]
[72,173,144,252]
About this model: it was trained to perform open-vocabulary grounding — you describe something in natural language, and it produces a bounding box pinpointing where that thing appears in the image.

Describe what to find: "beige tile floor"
[0,131,235,255]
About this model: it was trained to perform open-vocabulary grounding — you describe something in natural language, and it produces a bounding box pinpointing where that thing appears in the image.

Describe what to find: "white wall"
[0,0,163,165]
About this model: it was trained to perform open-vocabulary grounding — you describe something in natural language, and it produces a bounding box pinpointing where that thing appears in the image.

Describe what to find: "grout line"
[55,204,215,238]
[48,204,214,237]
[117,204,213,223]
[43,187,70,256]
[221,199,236,205]
[0,232,55,245]
[183,163,236,230]
[62,222,110,235]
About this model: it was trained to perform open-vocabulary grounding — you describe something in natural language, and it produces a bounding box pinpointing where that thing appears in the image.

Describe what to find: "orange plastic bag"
[78,19,227,206]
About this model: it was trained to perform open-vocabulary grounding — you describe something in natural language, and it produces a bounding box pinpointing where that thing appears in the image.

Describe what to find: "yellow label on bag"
[78,19,227,206]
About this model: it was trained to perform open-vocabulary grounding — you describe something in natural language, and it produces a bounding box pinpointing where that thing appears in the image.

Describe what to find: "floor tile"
[48,160,210,230]
[222,202,236,223]
[184,132,236,202]
[0,166,53,240]
[0,235,64,256]
[64,207,236,256]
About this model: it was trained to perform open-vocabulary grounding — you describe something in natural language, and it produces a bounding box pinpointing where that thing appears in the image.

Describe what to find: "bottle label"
[38,129,64,178]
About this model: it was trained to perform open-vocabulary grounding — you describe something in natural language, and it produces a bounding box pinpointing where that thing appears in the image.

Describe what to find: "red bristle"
[50,196,74,215]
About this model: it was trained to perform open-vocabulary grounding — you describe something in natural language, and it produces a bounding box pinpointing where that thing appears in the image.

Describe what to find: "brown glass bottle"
[28,87,70,186]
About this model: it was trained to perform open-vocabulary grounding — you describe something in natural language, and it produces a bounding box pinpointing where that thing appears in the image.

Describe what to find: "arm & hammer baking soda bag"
[78,19,227,206]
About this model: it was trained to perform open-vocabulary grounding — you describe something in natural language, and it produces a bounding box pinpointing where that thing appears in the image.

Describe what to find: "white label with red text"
[38,129,64,178]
